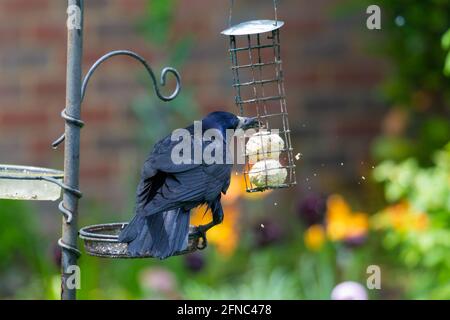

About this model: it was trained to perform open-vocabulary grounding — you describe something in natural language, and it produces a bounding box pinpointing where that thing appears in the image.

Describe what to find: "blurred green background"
[0,0,449,299]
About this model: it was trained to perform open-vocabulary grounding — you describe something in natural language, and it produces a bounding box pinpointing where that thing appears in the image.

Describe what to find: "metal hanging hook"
[228,0,278,27]
[80,50,181,102]
[52,50,181,148]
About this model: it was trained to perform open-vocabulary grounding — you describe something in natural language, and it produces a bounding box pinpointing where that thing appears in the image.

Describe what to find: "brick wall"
[0,1,387,219]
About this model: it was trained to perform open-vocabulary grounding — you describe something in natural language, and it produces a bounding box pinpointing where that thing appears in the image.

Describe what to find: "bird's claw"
[194,226,208,250]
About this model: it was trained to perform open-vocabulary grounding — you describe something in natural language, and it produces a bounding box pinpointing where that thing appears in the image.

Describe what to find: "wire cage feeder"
[222,1,296,192]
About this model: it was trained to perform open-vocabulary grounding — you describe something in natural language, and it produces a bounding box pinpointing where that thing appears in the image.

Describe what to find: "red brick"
[29,138,53,155]
[29,24,66,43]
[0,26,21,42]
[3,0,49,13]
[83,48,155,68]
[333,65,384,86]
[288,70,321,87]
[333,119,381,136]
[80,164,115,181]
[118,0,146,15]
[33,80,66,98]
[0,110,48,126]
[82,107,113,124]
[0,83,21,100]
[284,19,325,35]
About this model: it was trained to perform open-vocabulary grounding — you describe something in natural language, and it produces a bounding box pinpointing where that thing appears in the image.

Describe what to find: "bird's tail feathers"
[119,208,190,259]
[118,214,145,243]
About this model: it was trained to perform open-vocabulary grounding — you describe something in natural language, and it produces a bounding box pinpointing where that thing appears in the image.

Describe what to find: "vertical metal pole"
[61,0,83,300]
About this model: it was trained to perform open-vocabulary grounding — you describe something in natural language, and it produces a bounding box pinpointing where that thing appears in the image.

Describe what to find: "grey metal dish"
[221,19,284,36]
[0,164,64,201]
[79,223,203,258]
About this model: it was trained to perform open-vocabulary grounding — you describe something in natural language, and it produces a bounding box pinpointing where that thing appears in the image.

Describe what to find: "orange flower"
[325,194,369,241]
[347,212,369,238]
[222,173,246,205]
[304,224,326,251]
[188,171,270,256]
[371,201,428,233]
[190,204,239,256]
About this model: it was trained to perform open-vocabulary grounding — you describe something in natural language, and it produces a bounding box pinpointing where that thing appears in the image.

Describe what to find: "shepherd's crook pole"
[61,0,83,300]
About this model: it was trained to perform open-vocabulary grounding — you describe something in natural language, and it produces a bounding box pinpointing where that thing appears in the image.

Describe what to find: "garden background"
[0,0,448,299]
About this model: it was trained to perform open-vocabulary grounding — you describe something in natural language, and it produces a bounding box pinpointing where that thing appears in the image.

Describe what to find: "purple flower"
[297,193,327,226]
[184,251,205,272]
[344,234,367,248]
[140,267,177,294]
[254,219,283,247]
[331,281,368,300]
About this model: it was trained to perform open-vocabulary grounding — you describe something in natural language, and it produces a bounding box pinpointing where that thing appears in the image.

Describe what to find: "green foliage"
[297,252,336,299]
[442,29,450,76]
[132,0,200,149]
[356,0,450,163]
[376,1,450,105]
[183,268,300,300]
[182,244,338,300]
[374,144,450,211]
[0,200,56,299]
[139,0,175,44]
[373,143,450,299]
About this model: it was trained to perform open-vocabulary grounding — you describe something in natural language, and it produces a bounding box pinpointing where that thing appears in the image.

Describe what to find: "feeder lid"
[221,19,284,36]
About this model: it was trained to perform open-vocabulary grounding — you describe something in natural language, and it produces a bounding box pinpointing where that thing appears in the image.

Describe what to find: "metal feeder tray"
[0,164,64,201]
[79,223,203,258]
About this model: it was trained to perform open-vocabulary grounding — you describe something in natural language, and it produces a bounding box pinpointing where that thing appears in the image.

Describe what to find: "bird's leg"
[197,201,224,232]
[194,201,224,249]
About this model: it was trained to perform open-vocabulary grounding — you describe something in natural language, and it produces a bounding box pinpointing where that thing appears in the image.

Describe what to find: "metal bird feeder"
[0,165,64,201]
[222,0,296,192]
[0,0,206,300]
[79,223,202,258]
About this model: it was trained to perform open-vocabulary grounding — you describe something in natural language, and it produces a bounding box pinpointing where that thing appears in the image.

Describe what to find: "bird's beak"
[237,116,261,130]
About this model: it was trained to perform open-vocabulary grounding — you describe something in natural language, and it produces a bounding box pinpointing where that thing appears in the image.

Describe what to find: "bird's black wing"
[139,162,232,216]
[135,125,202,210]
[221,173,231,195]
